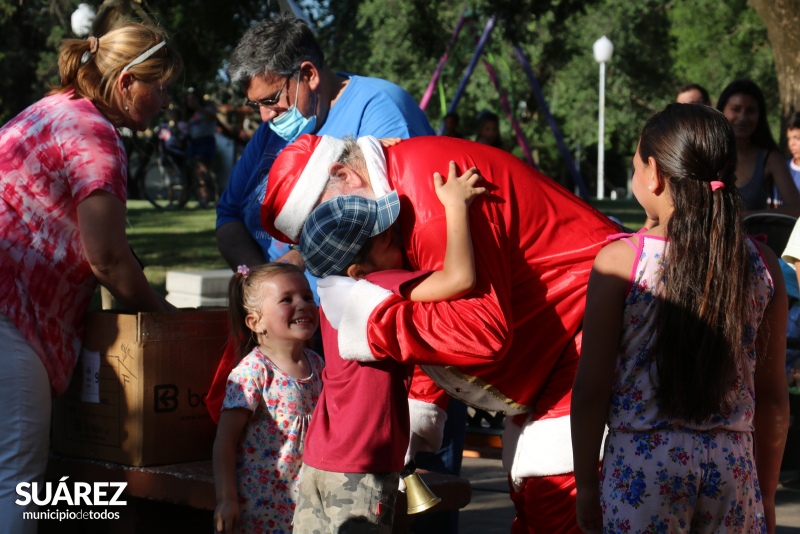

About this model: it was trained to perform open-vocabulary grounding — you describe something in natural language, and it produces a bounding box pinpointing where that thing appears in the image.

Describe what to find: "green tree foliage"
[318,0,776,191]
[669,0,776,109]
[0,0,76,123]
[1,0,783,193]
[542,0,676,187]
[0,0,276,121]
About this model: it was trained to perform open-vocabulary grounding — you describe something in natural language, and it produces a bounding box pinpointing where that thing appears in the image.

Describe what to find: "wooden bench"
[42,454,471,533]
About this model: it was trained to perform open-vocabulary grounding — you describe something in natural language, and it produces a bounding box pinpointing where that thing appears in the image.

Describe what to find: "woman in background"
[717,79,800,216]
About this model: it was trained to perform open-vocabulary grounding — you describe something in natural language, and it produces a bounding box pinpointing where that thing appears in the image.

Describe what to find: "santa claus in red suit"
[263,134,618,533]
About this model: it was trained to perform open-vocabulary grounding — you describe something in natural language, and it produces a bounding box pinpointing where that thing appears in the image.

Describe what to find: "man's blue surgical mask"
[269,72,317,142]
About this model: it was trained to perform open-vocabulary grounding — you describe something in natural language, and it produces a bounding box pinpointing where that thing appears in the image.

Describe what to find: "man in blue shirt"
[216,15,433,277]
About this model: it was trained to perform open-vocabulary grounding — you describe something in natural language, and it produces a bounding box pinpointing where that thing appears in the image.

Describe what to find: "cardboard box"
[52,309,229,466]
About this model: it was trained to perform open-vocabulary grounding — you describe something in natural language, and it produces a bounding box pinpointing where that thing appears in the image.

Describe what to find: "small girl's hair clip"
[237,265,250,278]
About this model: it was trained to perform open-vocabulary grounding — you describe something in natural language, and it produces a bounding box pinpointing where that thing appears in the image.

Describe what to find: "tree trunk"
[750,0,800,124]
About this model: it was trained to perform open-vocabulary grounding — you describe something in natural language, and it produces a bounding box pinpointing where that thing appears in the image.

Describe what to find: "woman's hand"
[213,499,240,534]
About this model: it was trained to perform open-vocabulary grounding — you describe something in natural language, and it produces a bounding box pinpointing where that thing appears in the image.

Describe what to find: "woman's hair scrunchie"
[81,35,99,65]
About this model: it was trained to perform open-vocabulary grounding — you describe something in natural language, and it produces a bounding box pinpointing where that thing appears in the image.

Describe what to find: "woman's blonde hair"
[51,23,182,123]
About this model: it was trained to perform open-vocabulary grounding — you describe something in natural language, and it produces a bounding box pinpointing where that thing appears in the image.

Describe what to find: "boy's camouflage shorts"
[293,464,400,533]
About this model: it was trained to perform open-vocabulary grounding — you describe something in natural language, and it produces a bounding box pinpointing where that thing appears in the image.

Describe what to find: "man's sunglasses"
[244,76,292,110]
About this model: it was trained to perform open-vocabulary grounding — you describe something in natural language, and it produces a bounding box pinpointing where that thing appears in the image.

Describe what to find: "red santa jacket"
[261,135,619,476]
[333,137,617,417]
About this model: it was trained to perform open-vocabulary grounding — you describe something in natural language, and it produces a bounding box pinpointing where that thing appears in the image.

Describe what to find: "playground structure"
[419,10,592,199]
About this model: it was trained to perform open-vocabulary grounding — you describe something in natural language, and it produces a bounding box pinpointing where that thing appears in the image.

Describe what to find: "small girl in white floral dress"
[213,263,323,534]
[572,104,790,534]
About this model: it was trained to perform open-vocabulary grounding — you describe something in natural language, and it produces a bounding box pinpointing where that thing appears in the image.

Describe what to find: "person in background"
[474,109,505,150]
[786,111,800,191]
[779,214,800,391]
[573,103,789,533]
[185,88,218,177]
[213,263,322,534]
[0,23,180,532]
[717,79,800,216]
[676,83,711,106]
[442,111,462,138]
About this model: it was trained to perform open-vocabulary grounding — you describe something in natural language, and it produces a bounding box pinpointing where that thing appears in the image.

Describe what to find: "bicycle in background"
[128,119,218,210]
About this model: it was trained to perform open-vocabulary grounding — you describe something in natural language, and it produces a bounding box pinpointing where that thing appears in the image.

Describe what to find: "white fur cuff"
[338,279,392,362]
[408,399,447,452]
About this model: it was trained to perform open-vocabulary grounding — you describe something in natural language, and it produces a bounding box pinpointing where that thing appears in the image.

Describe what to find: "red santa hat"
[262,134,391,244]
[261,134,346,243]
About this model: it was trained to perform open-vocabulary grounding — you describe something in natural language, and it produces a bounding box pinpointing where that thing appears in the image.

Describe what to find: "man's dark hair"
[227,14,325,87]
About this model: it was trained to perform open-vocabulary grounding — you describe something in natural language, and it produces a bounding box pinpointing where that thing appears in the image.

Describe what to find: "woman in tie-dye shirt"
[0,23,181,531]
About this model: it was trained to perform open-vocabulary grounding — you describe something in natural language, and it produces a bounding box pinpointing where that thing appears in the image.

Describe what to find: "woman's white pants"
[0,315,51,533]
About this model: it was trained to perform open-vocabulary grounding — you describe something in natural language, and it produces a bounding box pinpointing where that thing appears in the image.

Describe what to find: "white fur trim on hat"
[356,136,391,197]
[502,415,607,481]
[274,135,345,241]
[338,279,392,362]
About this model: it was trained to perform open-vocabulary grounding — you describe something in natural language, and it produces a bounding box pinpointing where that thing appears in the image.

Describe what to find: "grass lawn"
[126,200,228,295]
[125,196,646,296]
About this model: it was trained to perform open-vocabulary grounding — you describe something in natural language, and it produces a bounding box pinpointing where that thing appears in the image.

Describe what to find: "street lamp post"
[593,36,613,200]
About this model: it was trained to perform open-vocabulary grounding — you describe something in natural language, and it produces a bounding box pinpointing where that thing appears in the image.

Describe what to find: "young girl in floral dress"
[213,263,323,533]
[572,104,790,533]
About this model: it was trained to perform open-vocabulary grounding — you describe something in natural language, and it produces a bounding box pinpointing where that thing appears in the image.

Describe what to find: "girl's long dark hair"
[639,103,750,422]
[228,262,306,359]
